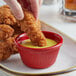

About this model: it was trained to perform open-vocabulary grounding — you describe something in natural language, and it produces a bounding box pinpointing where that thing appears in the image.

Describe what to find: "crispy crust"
[0,24,14,40]
[6,36,18,54]
[0,41,11,61]
[0,5,16,25]
[0,36,18,61]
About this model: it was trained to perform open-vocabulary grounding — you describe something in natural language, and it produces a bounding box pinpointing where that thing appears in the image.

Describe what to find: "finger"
[30,0,39,20]
[4,0,24,20]
[18,0,32,12]
[39,0,43,7]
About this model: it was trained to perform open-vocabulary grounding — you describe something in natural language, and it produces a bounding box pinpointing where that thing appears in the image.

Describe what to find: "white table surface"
[0,1,76,76]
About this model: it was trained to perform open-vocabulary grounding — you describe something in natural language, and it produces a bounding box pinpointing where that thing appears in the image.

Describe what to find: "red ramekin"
[15,31,63,69]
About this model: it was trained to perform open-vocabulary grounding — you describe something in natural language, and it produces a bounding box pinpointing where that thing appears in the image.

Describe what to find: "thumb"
[30,0,39,20]
[39,0,43,7]
[4,0,24,20]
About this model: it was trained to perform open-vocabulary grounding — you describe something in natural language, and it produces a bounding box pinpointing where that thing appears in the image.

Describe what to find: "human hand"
[4,0,43,20]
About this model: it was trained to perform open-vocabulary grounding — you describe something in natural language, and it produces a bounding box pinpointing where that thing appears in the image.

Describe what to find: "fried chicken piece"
[17,9,47,46]
[0,24,23,61]
[0,24,14,40]
[0,5,25,61]
[0,36,18,61]
[0,5,16,25]
[0,28,23,61]
[6,36,18,54]
[0,41,11,61]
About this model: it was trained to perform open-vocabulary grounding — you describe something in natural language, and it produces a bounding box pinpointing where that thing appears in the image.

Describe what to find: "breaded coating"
[0,5,24,61]
[17,9,47,46]
[0,41,11,61]
[6,36,18,54]
[0,24,23,61]
[0,36,18,61]
[0,5,16,25]
[0,24,14,40]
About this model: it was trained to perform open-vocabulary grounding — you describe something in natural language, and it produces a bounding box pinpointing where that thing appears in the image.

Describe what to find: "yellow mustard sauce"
[21,38,57,48]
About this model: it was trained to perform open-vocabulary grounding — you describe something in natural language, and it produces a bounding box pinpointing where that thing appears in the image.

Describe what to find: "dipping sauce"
[21,38,57,48]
